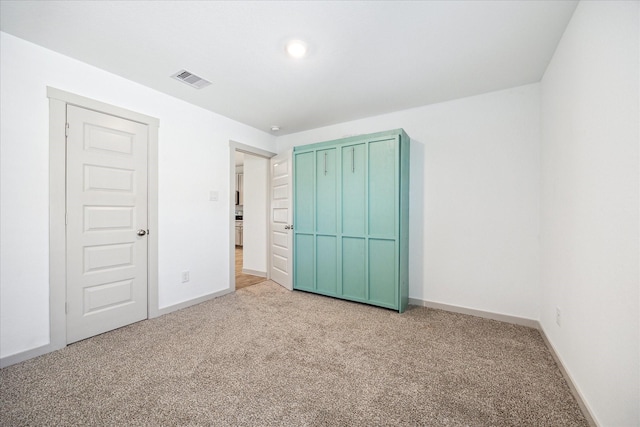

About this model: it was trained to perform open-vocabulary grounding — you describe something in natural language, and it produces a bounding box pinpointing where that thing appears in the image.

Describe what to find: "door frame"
[48,87,159,351]
[228,141,275,291]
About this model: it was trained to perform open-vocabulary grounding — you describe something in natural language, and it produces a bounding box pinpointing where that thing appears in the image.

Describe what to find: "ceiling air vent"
[170,69,211,89]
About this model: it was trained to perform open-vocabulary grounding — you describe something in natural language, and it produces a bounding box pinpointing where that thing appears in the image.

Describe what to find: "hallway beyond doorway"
[235,247,266,289]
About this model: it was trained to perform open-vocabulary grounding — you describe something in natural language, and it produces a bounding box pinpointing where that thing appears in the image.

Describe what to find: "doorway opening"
[228,141,275,291]
[234,151,268,290]
[234,248,266,289]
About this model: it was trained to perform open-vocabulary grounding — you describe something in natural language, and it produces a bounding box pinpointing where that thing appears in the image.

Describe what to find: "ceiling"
[0,1,578,135]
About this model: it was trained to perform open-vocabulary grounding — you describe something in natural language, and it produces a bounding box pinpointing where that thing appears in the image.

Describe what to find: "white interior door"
[269,150,293,290]
[66,105,149,343]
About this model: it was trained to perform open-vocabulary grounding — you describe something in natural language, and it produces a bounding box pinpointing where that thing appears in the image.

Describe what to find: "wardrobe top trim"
[293,128,409,153]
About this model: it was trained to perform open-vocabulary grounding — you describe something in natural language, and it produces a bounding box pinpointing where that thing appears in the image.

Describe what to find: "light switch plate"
[209,191,219,201]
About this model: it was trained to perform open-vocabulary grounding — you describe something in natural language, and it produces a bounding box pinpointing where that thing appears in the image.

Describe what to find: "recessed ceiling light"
[271,126,281,132]
[285,40,307,59]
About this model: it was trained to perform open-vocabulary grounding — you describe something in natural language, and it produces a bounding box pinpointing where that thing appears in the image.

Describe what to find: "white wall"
[0,32,276,358]
[277,83,541,321]
[242,154,269,274]
[540,2,639,425]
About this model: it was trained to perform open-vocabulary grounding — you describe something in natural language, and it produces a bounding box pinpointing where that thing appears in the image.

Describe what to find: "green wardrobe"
[293,129,410,312]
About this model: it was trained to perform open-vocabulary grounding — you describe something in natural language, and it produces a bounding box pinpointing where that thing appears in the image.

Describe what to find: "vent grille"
[171,69,211,89]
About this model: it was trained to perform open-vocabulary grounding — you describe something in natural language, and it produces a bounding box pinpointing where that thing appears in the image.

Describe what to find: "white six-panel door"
[270,150,293,290]
[66,105,148,343]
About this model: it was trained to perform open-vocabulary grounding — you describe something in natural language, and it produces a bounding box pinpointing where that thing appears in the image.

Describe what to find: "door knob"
[137,229,147,236]
[284,224,293,230]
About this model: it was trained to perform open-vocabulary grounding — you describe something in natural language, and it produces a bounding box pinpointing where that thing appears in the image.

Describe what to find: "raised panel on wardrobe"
[294,234,314,291]
[316,235,337,294]
[294,152,314,233]
[369,239,396,307]
[342,237,366,299]
[342,143,366,236]
[368,138,397,237]
[316,148,337,234]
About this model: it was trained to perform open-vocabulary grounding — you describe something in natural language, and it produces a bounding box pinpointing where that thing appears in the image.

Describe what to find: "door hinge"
[65,122,69,137]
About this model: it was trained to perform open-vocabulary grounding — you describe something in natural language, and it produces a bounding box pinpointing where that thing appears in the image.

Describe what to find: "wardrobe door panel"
[369,239,396,307]
[342,144,366,236]
[294,234,314,290]
[342,237,366,299]
[316,148,337,234]
[368,139,396,237]
[316,235,337,295]
[294,152,315,233]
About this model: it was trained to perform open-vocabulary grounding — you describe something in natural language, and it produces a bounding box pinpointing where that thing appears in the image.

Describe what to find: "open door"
[269,150,293,290]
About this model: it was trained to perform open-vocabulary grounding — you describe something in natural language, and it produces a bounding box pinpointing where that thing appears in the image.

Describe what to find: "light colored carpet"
[0,282,587,426]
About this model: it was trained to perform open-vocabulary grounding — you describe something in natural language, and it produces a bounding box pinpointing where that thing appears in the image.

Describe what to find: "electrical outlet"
[556,307,561,327]
[181,271,190,283]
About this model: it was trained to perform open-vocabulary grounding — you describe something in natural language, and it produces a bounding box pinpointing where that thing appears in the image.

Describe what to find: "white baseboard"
[408,297,539,328]
[537,327,599,427]
[241,268,267,277]
[153,288,233,318]
[1,343,60,368]
[408,297,597,427]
